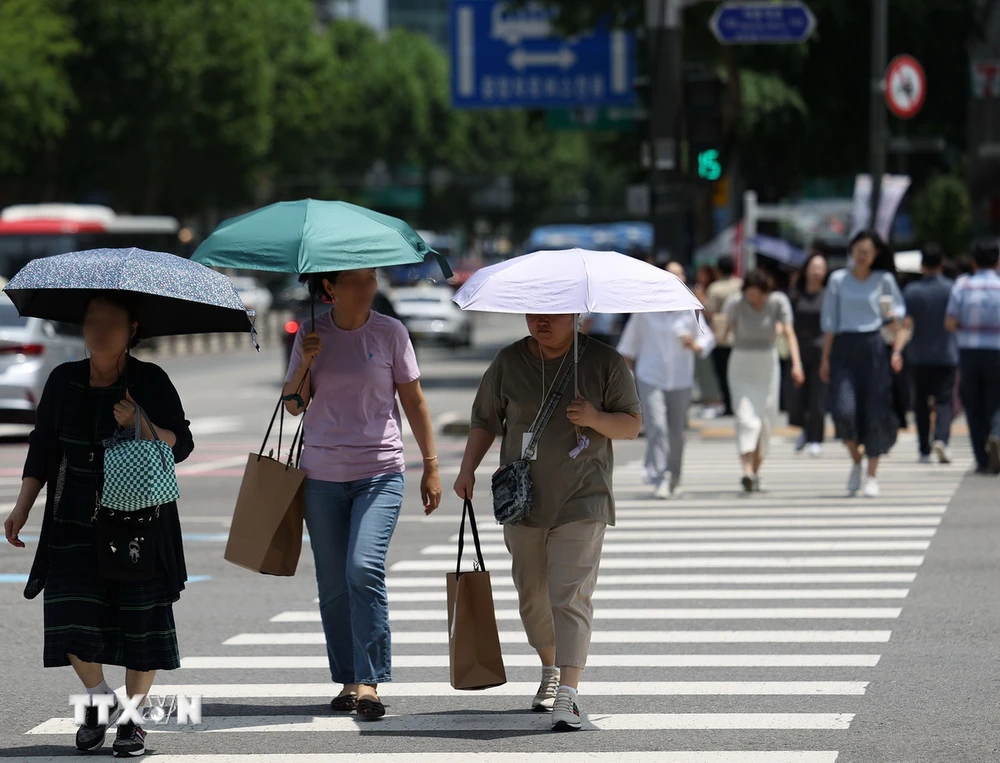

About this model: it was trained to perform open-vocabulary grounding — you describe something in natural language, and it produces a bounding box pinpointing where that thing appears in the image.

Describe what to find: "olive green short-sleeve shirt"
[470,336,641,529]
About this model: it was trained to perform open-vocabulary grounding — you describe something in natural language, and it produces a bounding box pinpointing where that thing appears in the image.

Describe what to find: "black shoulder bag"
[490,341,583,525]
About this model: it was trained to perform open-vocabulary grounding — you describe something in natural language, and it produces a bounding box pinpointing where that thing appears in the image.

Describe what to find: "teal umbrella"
[192,199,452,278]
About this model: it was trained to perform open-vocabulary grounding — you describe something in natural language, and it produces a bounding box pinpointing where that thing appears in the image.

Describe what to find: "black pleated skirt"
[828,332,898,458]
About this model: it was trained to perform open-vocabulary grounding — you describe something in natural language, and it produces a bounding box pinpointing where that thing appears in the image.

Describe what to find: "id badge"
[521,432,538,461]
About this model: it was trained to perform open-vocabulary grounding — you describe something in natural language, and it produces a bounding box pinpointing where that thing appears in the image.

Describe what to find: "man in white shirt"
[618,309,716,497]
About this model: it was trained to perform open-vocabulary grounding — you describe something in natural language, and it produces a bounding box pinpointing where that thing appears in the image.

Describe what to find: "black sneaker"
[112,721,147,758]
[75,696,122,752]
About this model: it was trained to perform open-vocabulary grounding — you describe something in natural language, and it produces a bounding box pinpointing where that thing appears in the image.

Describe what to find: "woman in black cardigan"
[3,293,193,758]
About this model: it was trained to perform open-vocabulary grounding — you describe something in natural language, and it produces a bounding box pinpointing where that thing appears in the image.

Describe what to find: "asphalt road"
[0,312,998,762]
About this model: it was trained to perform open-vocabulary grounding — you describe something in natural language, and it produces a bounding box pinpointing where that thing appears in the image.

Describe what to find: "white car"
[230,276,273,315]
[391,284,472,348]
[0,295,86,423]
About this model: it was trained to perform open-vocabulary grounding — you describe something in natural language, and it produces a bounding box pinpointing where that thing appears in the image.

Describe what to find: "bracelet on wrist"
[423,455,438,462]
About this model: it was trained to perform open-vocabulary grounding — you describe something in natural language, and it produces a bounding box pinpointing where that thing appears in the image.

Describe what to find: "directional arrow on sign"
[508,47,577,71]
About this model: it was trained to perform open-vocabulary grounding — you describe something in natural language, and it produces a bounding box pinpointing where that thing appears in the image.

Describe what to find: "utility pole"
[869,0,888,231]
[646,0,687,266]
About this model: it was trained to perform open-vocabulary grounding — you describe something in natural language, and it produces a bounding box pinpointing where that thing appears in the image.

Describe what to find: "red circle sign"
[885,55,926,120]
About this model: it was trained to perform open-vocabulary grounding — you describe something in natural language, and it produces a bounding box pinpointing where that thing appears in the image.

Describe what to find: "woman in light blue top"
[819,231,908,498]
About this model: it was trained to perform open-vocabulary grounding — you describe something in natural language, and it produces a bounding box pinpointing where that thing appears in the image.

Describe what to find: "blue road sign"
[709,1,817,45]
[450,0,637,109]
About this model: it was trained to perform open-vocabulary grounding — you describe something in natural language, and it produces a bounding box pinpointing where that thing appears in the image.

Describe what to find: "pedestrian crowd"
[613,233,1000,501]
[3,230,1000,757]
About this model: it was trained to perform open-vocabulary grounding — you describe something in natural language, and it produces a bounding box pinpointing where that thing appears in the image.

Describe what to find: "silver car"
[0,295,86,423]
[391,284,472,348]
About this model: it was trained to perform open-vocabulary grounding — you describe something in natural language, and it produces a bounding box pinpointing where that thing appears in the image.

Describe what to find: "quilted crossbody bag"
[92,402,179,582]
[490,341,584,525]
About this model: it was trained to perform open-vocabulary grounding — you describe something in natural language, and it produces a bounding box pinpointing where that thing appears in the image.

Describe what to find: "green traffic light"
[697,149,722,180]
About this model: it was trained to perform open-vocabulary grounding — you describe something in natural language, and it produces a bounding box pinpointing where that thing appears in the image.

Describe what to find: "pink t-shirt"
[285,310,420,483]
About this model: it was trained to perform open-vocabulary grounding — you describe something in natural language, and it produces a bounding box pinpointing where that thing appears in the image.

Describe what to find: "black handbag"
[93,502,161,583]
[491,342,583,525]
[87,381,164,583]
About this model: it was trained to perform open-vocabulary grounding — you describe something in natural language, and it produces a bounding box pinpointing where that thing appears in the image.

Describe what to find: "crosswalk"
[13,435,972,761]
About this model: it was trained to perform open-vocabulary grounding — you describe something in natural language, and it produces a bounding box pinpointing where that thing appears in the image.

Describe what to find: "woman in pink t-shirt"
[284,268,442,720]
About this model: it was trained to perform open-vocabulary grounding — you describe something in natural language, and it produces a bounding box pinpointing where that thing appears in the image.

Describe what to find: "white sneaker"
[933,441,952,464]
[807,443,822,458]
[551,687,582,731]
[918,454,932,464]
[847,463,863,494]
[669,476,681,496]
[752,475,763,492]
[863,478,880,498]
[653,480,671,500]
[531,667,560,712]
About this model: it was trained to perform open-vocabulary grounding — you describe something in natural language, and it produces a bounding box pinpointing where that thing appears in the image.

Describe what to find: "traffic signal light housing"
[684,67,725,182]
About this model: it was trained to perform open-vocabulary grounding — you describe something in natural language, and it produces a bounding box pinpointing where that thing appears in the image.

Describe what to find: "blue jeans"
[303,473,404,684]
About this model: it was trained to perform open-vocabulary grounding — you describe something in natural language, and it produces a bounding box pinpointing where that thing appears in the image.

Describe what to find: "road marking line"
[382,573,917,587]
[456,528,937,540]
[127,681,868,698]
[271,607,903,623]
[221,631,890,648]
[192,653,884,668]
[390,556,926,572]
[380,588,909,603]
[419,541,931,555]
[26,712,854,733]
[176,456,248,476]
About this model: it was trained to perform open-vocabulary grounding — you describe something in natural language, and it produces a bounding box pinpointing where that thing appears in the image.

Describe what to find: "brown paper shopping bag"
[224,395,306,576]
[446,499,506,690]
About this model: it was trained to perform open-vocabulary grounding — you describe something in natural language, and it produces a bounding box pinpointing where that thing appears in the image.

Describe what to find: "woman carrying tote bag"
[454,313,641,732]
[4,293,194,758]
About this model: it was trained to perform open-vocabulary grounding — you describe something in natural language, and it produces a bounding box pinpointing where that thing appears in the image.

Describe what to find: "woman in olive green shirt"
[454,313,641,732]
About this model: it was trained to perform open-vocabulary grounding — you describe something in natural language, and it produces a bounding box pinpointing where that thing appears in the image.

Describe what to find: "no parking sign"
[885,54,926,120]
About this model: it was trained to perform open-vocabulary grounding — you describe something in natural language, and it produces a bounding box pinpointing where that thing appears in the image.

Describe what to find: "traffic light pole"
[868,0,888,231]
[647,0,687,266]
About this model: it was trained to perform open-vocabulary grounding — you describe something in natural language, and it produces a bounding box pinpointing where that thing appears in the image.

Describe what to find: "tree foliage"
[915,174,972,257]
[0,0,78,173]
[0,3,595,234]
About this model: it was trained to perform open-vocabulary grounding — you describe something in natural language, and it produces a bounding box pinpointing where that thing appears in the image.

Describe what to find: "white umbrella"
[453,248,704,396]
[454,248,702,315]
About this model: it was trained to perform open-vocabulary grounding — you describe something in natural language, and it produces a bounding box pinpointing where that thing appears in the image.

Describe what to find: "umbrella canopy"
[192,198,453,278]
[453,248,704,315]
[4,248,256,343]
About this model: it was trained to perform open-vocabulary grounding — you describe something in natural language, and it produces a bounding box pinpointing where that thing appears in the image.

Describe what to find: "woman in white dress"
[723,270,804,492]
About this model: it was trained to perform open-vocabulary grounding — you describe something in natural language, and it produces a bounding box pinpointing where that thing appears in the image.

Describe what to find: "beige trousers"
[503,519,607,669]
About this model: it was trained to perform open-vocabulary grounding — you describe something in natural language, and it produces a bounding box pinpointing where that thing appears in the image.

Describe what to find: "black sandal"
[330,692,357,712]
[356,696,385,720]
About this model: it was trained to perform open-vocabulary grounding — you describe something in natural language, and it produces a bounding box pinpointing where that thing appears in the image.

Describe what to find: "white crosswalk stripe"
[25,438,971,760]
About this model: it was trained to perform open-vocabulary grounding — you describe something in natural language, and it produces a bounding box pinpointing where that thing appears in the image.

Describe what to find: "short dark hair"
[742,268,774,294]
[921,243,944,271]
[718,256,736,277]
[86,292,143,349]
[972,240,1000,269]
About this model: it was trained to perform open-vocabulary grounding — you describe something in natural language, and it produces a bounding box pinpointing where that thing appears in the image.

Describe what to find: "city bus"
[0,204,183,281]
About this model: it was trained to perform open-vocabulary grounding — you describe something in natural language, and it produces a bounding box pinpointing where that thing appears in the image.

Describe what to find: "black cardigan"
[21,358,195,600]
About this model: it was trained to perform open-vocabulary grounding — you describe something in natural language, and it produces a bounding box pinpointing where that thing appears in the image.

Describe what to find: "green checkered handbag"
[101,405,180,511]
[91,403,179,582]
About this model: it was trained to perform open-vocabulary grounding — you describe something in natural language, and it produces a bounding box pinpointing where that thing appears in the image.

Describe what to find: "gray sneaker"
[551,687,582,731]
[76,696,122,752]
[531,667,560,712]
[933,441,952,464]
